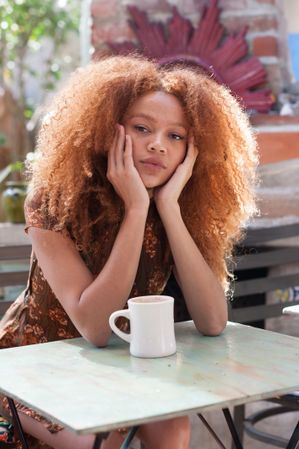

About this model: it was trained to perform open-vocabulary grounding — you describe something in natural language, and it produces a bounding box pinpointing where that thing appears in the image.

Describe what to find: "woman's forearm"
[29,207,148,347]
[78,207,148,344]
[159,204,227,336]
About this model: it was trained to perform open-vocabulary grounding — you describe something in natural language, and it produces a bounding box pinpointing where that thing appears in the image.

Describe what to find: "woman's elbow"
[204,321,227,336]
[81,328,112,348]
[195,318,227,337]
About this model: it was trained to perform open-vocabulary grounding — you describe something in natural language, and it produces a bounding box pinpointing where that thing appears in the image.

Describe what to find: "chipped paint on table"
[0,321,298,435]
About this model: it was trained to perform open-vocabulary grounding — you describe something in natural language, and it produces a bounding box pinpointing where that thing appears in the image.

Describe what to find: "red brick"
[91,23,135,48]
[91,0,118,19]
[252,36,278,56]
[174,0,205,16]
[250,114,299,127]
[257,131,299,164]
[123,0,172,13]
[221,15,278,33]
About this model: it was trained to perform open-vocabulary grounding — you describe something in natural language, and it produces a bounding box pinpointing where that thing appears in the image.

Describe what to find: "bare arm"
[28,126,149,347]
[158,207,227,335]
[155,140,227,335]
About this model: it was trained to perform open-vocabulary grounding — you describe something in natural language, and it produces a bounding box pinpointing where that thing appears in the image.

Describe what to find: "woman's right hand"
[107,124,150,212]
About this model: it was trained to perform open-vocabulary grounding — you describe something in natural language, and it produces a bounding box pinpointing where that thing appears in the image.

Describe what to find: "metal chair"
[244,393,299,447]
[0,244,31,318]
[229,221,299,447]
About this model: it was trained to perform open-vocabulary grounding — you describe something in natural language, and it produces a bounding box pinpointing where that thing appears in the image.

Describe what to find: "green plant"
[0,151,37,184]
[0,133,6,146]
[0,0,80,122]
[0,161,25,184]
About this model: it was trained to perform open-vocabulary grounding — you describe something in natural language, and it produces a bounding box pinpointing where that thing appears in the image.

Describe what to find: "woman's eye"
[170,133,184,141]
[134,125,148,133]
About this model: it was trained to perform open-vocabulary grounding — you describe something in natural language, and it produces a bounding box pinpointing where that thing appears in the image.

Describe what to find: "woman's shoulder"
[24,187,50,233]
[25,186,44,210]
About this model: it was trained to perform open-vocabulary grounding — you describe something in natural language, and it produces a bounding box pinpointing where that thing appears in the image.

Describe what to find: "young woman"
[0,55,258,449]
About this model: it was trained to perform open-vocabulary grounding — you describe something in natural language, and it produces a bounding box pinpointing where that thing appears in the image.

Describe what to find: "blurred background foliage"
[0,0,80,124]
[0,0,80,222]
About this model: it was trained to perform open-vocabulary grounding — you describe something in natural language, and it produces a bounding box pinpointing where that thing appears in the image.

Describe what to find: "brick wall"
[91,0,291,97]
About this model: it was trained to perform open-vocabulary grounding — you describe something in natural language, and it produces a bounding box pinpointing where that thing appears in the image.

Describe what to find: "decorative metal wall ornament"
[104,0,274,113]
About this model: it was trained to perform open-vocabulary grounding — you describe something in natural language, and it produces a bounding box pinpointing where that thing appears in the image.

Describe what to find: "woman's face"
[122,91,189,189]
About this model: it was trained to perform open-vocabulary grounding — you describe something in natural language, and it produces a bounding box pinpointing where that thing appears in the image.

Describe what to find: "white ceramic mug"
[109,295,176,358]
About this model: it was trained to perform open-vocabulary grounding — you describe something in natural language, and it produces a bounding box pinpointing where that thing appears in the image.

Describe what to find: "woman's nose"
[147,140,166,154]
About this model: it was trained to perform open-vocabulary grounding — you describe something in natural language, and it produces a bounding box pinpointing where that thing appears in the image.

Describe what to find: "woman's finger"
[108,125,119,173]
[123,135,134,169]
[184,136,198,166]
[115,124,125,169]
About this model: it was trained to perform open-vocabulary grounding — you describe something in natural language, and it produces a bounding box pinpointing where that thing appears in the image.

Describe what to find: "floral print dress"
[0,196,189,447]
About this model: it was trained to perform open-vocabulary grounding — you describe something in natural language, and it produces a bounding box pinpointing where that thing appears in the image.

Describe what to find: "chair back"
[229,222,299,324]
[0,245,31,318]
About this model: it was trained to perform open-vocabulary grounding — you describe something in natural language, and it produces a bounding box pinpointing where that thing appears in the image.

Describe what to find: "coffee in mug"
[109,295,176,358]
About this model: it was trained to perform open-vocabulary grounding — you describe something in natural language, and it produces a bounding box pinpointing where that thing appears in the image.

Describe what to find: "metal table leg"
[223,408,244,449]
[93,432,109,449]
[197,414,226,449]
[7,397,110,449]
[7,398,29,449]
[94,426,139,449]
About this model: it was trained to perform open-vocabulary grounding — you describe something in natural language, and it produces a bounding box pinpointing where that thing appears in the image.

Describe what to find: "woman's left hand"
[154,137,198,211]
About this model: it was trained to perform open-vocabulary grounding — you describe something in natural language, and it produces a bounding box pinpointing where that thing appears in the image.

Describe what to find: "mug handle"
[109,309,131,343]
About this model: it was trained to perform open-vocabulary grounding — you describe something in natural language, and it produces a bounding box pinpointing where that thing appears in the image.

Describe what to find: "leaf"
[10,161,24,172]
[0,165,13,184]
[0,161,25,184]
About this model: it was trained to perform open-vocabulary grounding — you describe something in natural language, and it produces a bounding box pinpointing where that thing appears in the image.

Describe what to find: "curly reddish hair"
[29,55,258,293]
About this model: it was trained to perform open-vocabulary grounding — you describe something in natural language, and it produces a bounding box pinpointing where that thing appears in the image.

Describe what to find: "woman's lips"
[140,158,166,169]
[141,162,163,170]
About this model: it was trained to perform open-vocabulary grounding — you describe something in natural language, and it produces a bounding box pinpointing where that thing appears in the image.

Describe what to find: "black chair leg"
[286,420,299,449]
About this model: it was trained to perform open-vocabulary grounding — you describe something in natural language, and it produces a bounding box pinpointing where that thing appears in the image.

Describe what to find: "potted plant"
[0,160,27,223]
[0,151,37,223]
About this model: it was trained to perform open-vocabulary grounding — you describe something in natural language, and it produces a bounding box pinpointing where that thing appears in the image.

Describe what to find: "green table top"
[0,321,299,435]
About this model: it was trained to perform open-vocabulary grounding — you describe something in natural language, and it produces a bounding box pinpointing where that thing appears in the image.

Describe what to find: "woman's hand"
[107,125,150,212]
[154,137,198,213]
